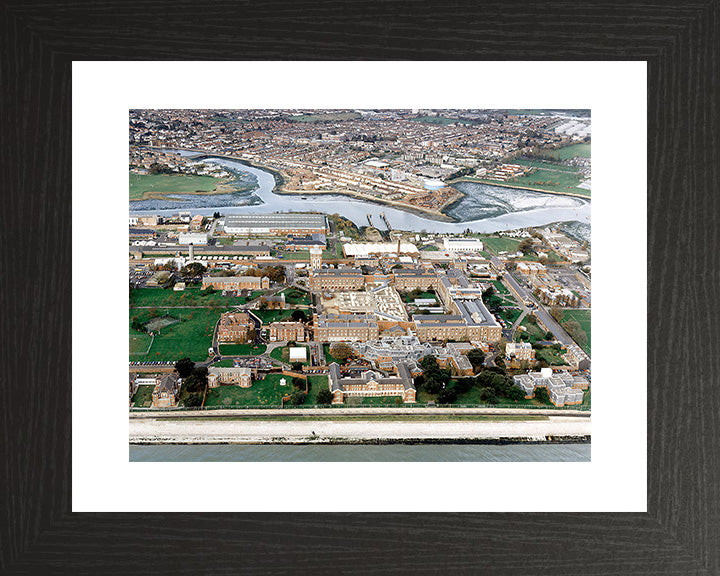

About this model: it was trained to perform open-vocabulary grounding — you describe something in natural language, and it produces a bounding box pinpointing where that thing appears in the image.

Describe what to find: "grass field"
[203,374,293,407]
[543,143,591,160]
[211,359,236,367]
[288,112,361,123]
[505,168,586,196]
[129,307,221,362]
[562,309,591,354]
[281,288,311,306]
[304,375,330,405]
[130,286,248,308]
[410,116,458,125]
[130,332,153,355]
[129,172,219,200]
[534,346,568,366]
[515,316,547,343]
[492,280,509,294]
[498,307,522,325]
[401,290,437,303]
[253,309,294,324]
[480,236,522,255]
[323,344,340,365]
[219,343,267,356]
[131,385,155,408]
[511,158,580,173]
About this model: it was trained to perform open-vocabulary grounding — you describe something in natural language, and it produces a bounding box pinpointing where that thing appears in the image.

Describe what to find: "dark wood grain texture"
[1,1,718,574]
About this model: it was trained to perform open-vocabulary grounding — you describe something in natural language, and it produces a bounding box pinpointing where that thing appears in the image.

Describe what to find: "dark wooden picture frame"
[2,2,718,574]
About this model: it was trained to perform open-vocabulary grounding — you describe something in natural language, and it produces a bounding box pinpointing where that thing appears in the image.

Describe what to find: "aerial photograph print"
[127,108,592,462]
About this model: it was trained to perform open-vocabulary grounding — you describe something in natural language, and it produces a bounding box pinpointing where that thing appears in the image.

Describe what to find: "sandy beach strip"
[129,416,590,445]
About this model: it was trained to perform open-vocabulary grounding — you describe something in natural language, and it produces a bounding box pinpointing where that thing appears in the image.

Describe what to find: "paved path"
[129,416,590,444]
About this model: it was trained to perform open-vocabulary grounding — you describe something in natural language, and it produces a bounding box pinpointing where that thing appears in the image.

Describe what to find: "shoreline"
[154,148,459,222]
[145,147,590,223]
[449,176,592,200]
[129,414,591,445]
[203,152,459,223]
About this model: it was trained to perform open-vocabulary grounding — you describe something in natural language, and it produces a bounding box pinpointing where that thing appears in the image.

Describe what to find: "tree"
[181,262,207,279]
[453,377,474,395]
[423,376,444,395]
[289,391,306,405]
[330,342,353,364]
[292,377,305,390]
[437,387,457,404]
[467,348,486,371]
[518,238,534,253]
[507,386,526,402]
[534,387,550,404]
[316,388,333,405]
[213,211,221,219]
[545,331,554,340]
[291,310,307,322]
[183,393,202,408]
[550,307,564,323]
[131,317,145,333]
[291,362,303,372]
[175,357,195,378]
[480,387,498,404]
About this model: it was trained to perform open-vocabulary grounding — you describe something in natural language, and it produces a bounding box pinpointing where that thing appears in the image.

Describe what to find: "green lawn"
[129,172,219,200]
[130,332,153,355]
[254,309,294,324]
[270,345,310,365]
[511,158,581,173]
[130,286,247,308]
[305,375,330,405]
[131,385,155,408]
[561,309,591,354]
[203,373,294,407]
[401,290,437,303]
[360,396,406,406]
[281,288,311,306]
[542,143,591,160]
[492,280,509,294]
[498,307,522,325]
[219,343,267,356]
[534,346,568,366]
[211,359,236,367]
[515,316,547,343]
[480,236,522,255]
[129,307,221,362]
[323,344,341,365]
[504,168,586,197]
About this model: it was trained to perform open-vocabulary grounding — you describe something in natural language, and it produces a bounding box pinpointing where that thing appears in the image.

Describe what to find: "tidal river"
[129,443,590,462]
[129,150,591,235]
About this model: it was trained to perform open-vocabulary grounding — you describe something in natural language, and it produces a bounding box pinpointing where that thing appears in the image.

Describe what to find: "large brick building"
[307,268,364,290]
[217,312,255,343]
[391,268,439,291]
[208,366,252,388]
[150,374,180,408]
[328,362,416,404]
[269,321,306,342]
[202,275,269,291]
[313,313,379,342]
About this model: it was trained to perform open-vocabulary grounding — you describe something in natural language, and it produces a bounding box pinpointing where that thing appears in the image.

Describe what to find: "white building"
[443,238,484,252]
[513,368,589,407]
[178,232,208,245]
[289,347,307,362]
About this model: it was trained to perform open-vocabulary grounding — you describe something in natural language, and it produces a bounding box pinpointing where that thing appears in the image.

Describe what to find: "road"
[503,272,575,347]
